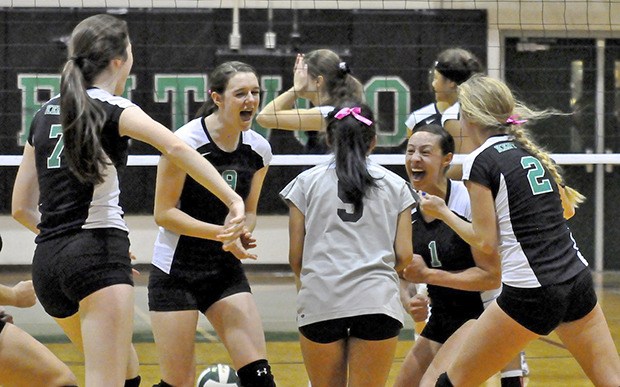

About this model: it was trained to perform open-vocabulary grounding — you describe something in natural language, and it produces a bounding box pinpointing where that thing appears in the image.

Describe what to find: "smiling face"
[405,130,452,191]
[216,71,260,130]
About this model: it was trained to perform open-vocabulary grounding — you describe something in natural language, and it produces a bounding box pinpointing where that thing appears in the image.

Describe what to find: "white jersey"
[280,160,415,327]
[405,103,442,131]
[441,102,460,126]
[152,118,272,274]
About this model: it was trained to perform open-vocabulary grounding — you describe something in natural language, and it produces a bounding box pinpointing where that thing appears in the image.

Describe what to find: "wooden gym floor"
[3,268,619,386]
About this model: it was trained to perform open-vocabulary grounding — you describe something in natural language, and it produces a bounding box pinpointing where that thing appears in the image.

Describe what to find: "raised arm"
[119,107,245,229]
[256,53,325,131]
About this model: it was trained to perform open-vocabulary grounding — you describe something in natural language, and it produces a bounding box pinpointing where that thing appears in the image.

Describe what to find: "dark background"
[1,8,619,268]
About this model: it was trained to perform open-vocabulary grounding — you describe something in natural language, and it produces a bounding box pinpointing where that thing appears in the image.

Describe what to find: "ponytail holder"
[208,89,212,96]
[69,56,84,67]
[506,114,527,125]
[338,61,350,76]
[333,107,373,126]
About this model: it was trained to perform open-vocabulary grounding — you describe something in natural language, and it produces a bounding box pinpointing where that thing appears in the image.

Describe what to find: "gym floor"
[2,267,619,386]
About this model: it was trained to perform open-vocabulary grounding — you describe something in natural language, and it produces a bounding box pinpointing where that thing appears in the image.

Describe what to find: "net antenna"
[289,9,301,53]
[229,0,241,51]
[264,6,276,50]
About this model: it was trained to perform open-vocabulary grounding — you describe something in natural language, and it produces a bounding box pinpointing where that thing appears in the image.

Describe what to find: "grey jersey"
[280,160,415,327]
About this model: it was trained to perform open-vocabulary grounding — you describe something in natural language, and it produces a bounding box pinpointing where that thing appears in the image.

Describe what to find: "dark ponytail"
[326,103,377,211]
[60,14,129,184]
[434,48,484,85]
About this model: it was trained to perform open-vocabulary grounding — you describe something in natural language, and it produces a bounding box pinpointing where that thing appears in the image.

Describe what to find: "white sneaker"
[520,351,530,376]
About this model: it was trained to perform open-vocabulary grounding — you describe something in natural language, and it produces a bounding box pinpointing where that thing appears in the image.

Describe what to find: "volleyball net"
[0,1,618,268]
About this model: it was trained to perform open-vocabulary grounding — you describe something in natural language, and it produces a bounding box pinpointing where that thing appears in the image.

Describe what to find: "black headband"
[434,60,471,85]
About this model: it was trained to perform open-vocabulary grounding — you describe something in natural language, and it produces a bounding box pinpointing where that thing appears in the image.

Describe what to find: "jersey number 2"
[521,156,553,195]
[47,124,64,169]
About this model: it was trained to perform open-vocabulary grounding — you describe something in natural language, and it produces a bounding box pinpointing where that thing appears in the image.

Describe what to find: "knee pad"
[237,359,275,387]
[153,380,173,387]
[124,375,141,387]
[436,372,454,387]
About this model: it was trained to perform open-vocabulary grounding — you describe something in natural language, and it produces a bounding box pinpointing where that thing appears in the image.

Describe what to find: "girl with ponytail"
[12,14,248,386]
[256,49,364,152]
[415,75,620,387]
[281,102,415,387]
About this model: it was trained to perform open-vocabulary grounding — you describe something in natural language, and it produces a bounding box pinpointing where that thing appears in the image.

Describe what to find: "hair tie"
[208,89,212,96]
[69,56,85,67]
[506,114,527,126]
[333,107,373,126]
[338,61,350,76]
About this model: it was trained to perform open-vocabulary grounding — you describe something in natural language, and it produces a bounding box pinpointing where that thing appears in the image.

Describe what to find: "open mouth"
[411,169,426,180]
[240,110,253,122]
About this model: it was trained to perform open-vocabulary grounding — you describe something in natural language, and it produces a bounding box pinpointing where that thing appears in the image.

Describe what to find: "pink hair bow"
[333,107,373,126]
[506,114,527,125]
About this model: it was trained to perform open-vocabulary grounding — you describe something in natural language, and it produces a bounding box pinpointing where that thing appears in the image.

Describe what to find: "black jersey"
[28,89,135,243]
[412,180,498,314]
[152,117,272,274]
[463,135,588,288]
[405,103,442,131]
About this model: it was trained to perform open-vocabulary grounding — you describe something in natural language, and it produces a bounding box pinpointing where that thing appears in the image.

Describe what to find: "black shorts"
[497,268,597,335]
[32,228,133,319]
[299,314,403,344]
[0,320,5,334]
[421,306,482,344]
[148,257,251,314]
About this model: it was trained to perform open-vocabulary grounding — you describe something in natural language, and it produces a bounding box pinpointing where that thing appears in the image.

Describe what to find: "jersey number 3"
[521,156,553,195]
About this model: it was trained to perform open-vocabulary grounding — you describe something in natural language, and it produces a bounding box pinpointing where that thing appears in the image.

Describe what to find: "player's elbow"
[255,111,274,128]
[11,205,30,228]
[476,239,498,257]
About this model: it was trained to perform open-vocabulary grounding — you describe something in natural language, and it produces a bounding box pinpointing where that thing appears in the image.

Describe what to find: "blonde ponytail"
[459,75,585,207]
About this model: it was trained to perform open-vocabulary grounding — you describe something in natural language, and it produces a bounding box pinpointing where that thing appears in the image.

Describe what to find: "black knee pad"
[124,375,141,387]
[152,380,173,387]
[436,372,454,387]
[237,359,275,387]
[500,376,523,387]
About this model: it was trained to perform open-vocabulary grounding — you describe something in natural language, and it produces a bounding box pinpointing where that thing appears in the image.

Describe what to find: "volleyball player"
[417,75,620,387]
[405,48,483,177]
[256,50,363,152]
[148,61,276,387]
[281,103,415,387]
[11,14,246,387]
[0,281,77,386]
[394,125,524,387]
